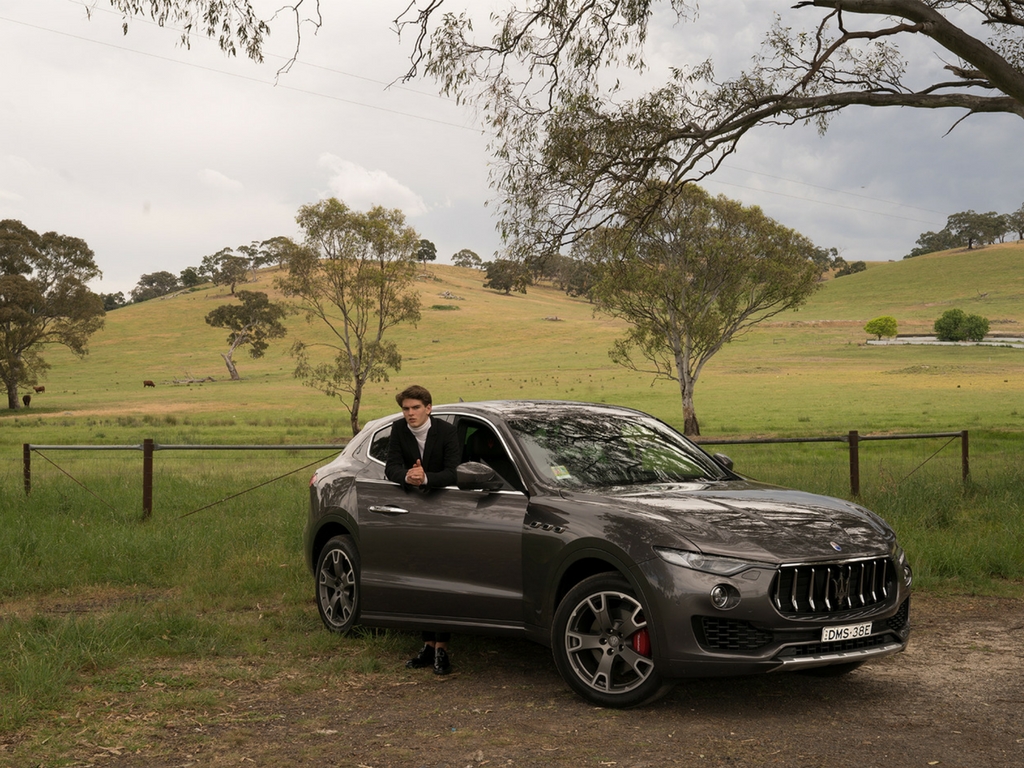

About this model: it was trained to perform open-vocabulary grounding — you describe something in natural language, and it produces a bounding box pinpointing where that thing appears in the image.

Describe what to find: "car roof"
[430,399,649,421]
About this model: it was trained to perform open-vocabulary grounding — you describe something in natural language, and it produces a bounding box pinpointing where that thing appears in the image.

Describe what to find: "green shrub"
[934,308,990,341]
[865,315,898,339]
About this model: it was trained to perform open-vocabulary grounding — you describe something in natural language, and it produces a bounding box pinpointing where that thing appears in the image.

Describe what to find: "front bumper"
[633,556,912,679]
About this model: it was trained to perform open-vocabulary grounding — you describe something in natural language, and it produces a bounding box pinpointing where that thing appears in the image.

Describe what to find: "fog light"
[710,585,730,609]
[903,564,913,587]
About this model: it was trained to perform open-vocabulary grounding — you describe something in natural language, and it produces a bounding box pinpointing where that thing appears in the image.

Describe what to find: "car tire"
[551,573,671,708]
[315,535,360,634]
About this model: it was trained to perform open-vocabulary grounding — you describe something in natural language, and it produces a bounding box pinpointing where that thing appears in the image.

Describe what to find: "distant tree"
[578,185,821,436]
[452,248,483,269]
[551,253,597,299]
[1006,204,1024,241]
[0,219,105,409]
[201,247,250,295]
[277,198,421,435]
[905,228,962,259]
[907,210,1008,257]
[416,239,437,265]
[865,316,898,340]
[934,308,990,342]
[947,210,1004,250]
[179,266,204,287]
[808,246,841,277]
[483,258,532,295]
[99,292,127,311]
[204,290,292,380]
[130,271,180,302]
[259,235,301,269]
[835,259,867,277]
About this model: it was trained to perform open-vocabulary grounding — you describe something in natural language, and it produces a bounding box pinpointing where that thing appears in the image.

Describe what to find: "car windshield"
[504,407,726,490]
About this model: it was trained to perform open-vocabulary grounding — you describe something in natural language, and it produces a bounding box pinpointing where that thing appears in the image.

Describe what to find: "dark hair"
[396,384,432,407]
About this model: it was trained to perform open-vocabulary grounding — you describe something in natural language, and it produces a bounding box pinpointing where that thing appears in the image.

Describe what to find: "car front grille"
[771,557,895,616]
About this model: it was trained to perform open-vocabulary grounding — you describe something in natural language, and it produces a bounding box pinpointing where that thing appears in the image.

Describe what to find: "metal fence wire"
[23,441,343,520]
[23,431,968,520]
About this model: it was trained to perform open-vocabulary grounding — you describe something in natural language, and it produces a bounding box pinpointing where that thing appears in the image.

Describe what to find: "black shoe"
[433,647,452,676]
[406,644,435,669]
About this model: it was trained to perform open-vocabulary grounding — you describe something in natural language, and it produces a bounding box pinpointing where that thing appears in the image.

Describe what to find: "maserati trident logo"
[833,572,852,605]
[830,541,843,552]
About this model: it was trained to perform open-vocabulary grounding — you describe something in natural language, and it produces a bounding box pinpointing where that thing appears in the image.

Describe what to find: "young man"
[384,384,461,674]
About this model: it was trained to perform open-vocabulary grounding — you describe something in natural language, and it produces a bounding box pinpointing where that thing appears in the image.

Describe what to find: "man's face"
[400,398,432,428]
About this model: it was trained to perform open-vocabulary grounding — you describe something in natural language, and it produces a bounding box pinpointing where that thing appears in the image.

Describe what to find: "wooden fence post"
[23,444,31,495]
[142,439,154,520]
[848,430,860,497]
[961,430,970,484]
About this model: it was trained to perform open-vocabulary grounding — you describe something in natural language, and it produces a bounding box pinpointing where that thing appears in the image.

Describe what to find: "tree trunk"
[221,352,240,381]
[350,386,362,435]
[5,383,20,411]
[680,379,700,437]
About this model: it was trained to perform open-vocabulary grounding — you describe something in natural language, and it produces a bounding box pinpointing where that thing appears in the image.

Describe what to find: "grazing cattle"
[33,385,45,393]
[143,380,155,388]
[22,394,30,407]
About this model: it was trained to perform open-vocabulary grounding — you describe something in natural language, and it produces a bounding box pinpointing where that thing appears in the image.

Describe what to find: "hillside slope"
[797,241,1024,332]
[7,249,1024,439]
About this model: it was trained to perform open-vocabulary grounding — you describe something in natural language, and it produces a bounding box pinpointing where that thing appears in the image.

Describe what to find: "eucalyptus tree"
[277,198,421,434]
[204,290,292,380]
[416,239,438,265]
[452,248,483,268]
[1008,203,1024,240]
[0,220,105,409]
[399,1,1024,258]
[576,186,823,436]
[130,271,180,302]
[102,2,1024,269]
[201,247,250,295]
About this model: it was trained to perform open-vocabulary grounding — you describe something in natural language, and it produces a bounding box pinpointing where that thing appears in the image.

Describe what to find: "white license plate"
[821,621,872,642]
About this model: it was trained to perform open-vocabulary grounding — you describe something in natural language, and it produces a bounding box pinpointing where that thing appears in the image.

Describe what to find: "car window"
[505,410,724,489]
[457,418,525,492]
[368,424,392,464]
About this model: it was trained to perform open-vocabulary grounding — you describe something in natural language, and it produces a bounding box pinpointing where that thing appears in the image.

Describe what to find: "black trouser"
[422,631,451,643]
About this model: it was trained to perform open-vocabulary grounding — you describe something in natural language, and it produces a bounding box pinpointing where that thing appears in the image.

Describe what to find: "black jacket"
[384,416,461,489]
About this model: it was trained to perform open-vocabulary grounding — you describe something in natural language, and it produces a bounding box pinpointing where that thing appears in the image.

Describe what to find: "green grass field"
[2,242,1023,759]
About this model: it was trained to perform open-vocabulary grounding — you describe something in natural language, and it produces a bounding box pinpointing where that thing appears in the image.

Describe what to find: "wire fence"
[694,430,969,496]
[22,441,346,521]
[21,430,968,521]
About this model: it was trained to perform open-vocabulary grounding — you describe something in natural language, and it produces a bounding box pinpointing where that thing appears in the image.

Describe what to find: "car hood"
[586,481,895,563]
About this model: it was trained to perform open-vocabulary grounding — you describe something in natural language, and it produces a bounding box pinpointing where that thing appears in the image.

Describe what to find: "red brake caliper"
[631,628,652,657]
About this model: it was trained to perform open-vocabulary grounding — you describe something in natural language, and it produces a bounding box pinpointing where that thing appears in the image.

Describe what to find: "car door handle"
[368,505,410,515]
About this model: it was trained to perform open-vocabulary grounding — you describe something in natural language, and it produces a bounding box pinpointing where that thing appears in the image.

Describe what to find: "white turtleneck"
[409,417,431,458]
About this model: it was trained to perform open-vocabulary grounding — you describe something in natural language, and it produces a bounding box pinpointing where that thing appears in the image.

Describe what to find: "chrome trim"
[368,505,409,515]
[356,477,525,495]
[772,557,895,615]
[775,640,905,669]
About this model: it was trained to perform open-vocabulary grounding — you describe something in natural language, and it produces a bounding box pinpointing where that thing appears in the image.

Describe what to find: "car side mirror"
[713,453,734,471]
[456,461,505,491]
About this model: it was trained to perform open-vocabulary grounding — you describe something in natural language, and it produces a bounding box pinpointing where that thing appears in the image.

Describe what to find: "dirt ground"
[8,593,1024,768]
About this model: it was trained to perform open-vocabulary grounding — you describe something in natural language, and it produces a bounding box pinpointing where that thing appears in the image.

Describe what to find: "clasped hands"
[405,459,427,487]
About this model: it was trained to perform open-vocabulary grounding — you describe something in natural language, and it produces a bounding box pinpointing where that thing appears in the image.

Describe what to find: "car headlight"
[654,547,763,576]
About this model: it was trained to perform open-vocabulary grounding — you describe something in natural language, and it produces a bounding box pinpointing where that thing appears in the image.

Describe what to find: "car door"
[356,416,528,626]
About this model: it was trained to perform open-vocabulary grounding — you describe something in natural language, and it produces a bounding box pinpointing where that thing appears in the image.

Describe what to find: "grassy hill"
[799,241,1024,331]
[3,242,1024,444]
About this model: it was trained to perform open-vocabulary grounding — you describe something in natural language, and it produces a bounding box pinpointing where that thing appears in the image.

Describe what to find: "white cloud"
[318,154,428,217]
[198,169,245,192]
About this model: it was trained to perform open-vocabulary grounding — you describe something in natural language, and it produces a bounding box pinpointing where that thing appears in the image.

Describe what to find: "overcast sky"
[3,1,1022,295]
